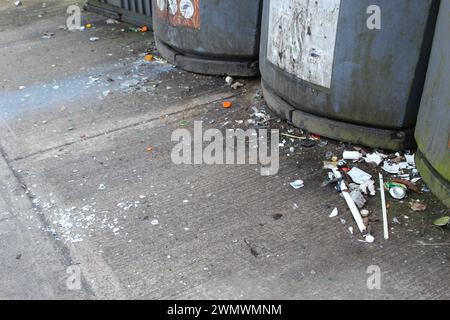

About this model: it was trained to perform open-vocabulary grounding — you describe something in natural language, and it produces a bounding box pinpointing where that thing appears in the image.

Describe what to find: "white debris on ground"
[329,208,339,218]
[81,51,173,98]
[106,18,120,25]
[290,180,304,190]
[24,191,154,244]
[43,21,175,100]
[320,146,426,243]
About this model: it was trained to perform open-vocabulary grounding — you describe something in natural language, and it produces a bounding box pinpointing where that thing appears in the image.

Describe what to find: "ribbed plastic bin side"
[415,0,450,208]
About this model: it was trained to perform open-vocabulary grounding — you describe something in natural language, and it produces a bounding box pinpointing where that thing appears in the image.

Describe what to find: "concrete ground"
[0,0,448,300]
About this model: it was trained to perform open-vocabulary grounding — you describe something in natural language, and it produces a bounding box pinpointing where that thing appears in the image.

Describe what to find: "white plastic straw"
[379,173,389,240]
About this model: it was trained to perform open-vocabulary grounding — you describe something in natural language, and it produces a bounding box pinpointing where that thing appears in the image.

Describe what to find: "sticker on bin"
[156,0,200,29]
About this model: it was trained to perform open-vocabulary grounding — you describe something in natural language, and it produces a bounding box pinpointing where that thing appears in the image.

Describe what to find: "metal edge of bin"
[155,38,259,77]
[416,150,450,208]
[85,1,153,29]
[262,81,415,151]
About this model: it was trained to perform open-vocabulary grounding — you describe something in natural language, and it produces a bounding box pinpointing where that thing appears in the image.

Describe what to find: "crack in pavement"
[0,144,96,298]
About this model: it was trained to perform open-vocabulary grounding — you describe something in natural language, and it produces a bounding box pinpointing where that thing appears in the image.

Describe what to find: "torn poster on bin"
[267,0,341,88]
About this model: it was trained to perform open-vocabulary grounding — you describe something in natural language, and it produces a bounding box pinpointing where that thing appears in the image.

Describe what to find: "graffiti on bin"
[156,0,200,29]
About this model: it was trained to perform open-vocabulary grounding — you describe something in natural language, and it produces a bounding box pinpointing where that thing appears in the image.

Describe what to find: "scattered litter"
[150,219,159,226]
[338,179,367,234]
[86,23,93,29]
[139,26,149,33]
[281,133,305,140]
[410,201,427,212]
[106,18,120,25]
[347,167,372,185]
[120,79,140,88]
[231,82,244,90]
[364,153,383,166]
[360,209,370,218]
[329,208,339,218]
[382,162,400,174]
[290,180,304,190]
[360,180,376,196]
[343,151,362,161]
[225,76,233,85]
[433,216,450,227]
[324,151,334,161]
[379,174,389,240]
[365,234,375,243]
[398,162,413,170]
[251,106,271,125]
[411,177,422,184]
[69,25,85,32]
[391,178,421,194]
[144,54,154,61]
[87,76,100,85]
[405,154,415,166]
[98,184,106,190]
[222,101,233,109]
[145,146,153,153]
[14,1,22,7]
[300,139,316,148]
[388,185,407,200]
[349,189,367,209]
[89,37,100,42]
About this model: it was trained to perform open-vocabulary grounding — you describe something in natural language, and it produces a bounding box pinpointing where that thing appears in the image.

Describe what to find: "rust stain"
[156,0,200,29]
